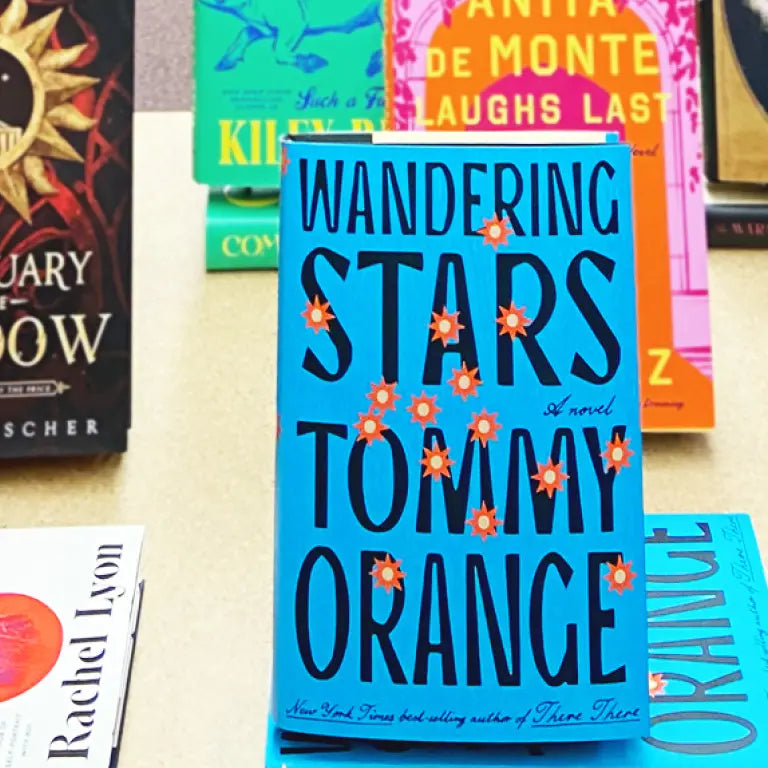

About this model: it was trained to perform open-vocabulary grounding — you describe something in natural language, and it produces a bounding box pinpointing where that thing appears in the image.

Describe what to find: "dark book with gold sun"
[0,0,133,458]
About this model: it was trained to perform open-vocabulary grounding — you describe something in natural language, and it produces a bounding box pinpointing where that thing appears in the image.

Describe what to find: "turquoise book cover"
[193,0,386,188]
[273,131,648,742]
[267,513,767,761]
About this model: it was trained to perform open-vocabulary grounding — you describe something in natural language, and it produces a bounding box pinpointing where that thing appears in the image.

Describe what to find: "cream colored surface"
[0,111,764,766]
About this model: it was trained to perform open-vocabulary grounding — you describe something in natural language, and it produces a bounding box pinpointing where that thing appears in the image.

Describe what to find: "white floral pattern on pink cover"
[390,0,711,379]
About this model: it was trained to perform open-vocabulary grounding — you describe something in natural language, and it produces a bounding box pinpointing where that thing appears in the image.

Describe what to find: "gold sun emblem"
[0,0,98,222]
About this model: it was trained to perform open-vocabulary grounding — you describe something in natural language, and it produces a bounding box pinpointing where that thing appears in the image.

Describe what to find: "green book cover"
[205,188,279,271]
[193,0,386,188]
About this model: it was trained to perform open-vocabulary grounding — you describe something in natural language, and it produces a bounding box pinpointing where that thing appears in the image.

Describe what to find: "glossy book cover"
[274,132,648,742]
[193,0,387,188]
[205,188,279,271]
[0,525,143,766]
[386,0,714,432]
[267,513,768,763]
[0,0,133,457]
[700,0,768,184]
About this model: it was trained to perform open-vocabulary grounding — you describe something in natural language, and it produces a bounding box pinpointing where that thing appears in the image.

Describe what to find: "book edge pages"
[110,561,144,749]
[111,580,145,763]
[372,130,618,145]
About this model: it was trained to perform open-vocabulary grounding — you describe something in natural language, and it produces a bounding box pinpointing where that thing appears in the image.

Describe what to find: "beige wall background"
[136,0,192,109]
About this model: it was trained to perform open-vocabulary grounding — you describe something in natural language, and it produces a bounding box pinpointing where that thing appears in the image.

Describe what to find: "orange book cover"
[385,0,714,432]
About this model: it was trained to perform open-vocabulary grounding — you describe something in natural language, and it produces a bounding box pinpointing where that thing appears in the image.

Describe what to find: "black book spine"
[699,0,720,182]
[707,203,768,248]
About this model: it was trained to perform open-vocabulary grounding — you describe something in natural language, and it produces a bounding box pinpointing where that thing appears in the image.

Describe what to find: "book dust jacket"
[273,132,649,742]
[267,513,768,764]
[0,0,133,458]
[386,0,715,432]
[0,525,143,765]
[193,0,387,188]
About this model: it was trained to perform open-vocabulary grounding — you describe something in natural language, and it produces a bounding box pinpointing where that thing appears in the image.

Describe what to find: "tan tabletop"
[0,111,764,766]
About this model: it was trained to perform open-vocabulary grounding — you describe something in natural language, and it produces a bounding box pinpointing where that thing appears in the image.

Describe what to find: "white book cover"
[0,526,144,767]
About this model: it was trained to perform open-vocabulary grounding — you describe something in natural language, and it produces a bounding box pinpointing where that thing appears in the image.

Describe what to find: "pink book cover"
[385,0,714,432]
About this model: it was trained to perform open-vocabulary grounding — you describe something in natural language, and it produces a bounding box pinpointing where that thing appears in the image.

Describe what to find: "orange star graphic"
[466,501,503,542]
[370,554,406,594]
[648,672,667,698]
[497,302,531,340]
[604,555,637,596]
[420,441,455,481]
[281,146,290,175]
[531,458,569,498]
[301,296,335,333]
[447,362,482,401]
[476,213,513,250]
[353,410,388,446]
[428,307,464,347]
[407,391,441,429]
[601,433,635,474]
[468,409,502,448]
[366,378,400,413]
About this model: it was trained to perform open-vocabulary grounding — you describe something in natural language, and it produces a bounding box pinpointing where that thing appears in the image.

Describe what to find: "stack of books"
[266,515,768,766]
[267,116,768,766]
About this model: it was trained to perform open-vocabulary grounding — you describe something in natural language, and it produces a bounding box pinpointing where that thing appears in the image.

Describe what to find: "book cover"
[266,513,768,764]
[385,0,715,433]
[0,0,133,458]
[700,0,768,184]
[274,131,648,743]
[205,188,279,271]
[0,525,144,766]
[193,0,387,189]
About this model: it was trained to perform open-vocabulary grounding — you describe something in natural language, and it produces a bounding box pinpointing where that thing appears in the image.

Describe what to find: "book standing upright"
[193,0,387,271]
[385,0,714,432]
[700,0,768,184]
[272,130,649,743]
[0,0,133,458]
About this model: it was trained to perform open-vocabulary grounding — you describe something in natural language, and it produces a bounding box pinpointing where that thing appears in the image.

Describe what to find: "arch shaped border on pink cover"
[391,0,711,378]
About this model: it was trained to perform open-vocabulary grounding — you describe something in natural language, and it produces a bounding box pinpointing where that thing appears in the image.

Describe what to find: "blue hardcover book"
[274,130,648,742]
[266,513,768,763]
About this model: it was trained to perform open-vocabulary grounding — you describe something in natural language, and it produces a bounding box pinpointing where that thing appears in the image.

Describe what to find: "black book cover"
[0,0,133,457]
[723,1,768,118]
[700,0,768,183]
